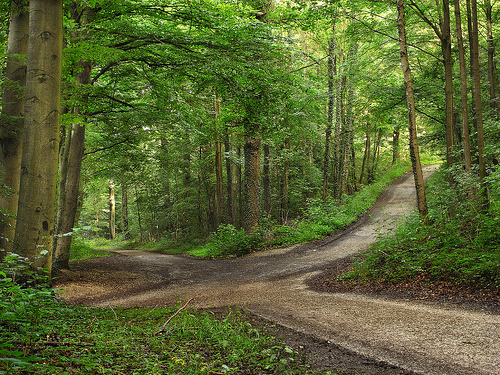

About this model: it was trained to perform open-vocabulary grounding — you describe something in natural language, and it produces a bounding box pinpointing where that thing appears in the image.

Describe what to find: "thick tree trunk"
[0,1,29,256]
[454,0,472,171]
[397,0,428,223]
[243,135,261,233]
[471,0,488,208]
[12,0,63,274]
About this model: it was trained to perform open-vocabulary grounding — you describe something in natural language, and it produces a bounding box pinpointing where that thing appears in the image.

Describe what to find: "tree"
[11,0,63,275]
[397,0,428,223]
[0,0,29,256]
[52,3,95,272]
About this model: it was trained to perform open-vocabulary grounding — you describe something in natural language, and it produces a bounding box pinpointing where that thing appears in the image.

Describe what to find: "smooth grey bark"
[12,0,63,274]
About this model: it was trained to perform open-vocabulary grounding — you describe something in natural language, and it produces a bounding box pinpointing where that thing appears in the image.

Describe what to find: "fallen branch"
[154,296,195,336]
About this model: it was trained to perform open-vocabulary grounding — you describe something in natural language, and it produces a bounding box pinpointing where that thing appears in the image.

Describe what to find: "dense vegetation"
[0,255,327,374]
[343,166,500,290]
[1,0,500,373]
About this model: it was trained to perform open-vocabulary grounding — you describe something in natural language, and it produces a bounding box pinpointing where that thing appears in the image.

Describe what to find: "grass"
[0,284,337,374]
[341,166,500,289]
[172,161,412,258]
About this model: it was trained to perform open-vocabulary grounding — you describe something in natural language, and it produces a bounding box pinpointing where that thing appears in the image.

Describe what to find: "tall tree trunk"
[52,63,90,272]
[397,0,429,223]
[263,143,271,215]
[323,24,336,201]
[392,128,400,164]
[0,1,29,256]
[12,0,63,275]
[224,129,233,224]
[109,180,116,240]
[359,128,371,185]
[243,134,261,233]
[121,182,129,239]
[214,93,224,227]
[454,0,472,171]
[280,139,290,224]
[333,50,343,200]
[485,0,499,114]
[134,184,143,242]
[236,146,243,229]
[441,0,455,169]
[471,0,488,208]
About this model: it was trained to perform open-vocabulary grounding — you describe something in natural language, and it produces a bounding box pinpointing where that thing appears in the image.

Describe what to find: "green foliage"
[1,296,324,374]
[0,254,60,374]
[206,225,263,258]
[342,166,500,288]
[264,162,411,248]
[69,236,112,261]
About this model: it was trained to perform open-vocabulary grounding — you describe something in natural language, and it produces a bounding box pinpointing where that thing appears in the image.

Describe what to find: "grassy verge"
[341,166,500,289]
[0,267,337,375]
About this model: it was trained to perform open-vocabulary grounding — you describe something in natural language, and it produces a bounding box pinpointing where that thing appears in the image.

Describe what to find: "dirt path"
[55,165,500,375]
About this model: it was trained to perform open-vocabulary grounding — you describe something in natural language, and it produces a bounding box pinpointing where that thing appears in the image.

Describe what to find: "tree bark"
[323,24,336,201]
[214,93,224,227]
[454,0,472,172]
[0,1,29,256]
[397,0,429,223]
[359,128,371,185]
[121,182,129,239]
[12,0,63,275]
[263,143,271,215]
[243,134,261,233]
[471,0,488,208]
[52,58,90,272]
[224,129,233,224]
[441,0,455,169]
[485,0,499,114]
[109,180,116,239]
[392,128,400,164]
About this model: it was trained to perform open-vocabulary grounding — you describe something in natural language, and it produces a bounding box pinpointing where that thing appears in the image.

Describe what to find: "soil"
[54,165,500,375]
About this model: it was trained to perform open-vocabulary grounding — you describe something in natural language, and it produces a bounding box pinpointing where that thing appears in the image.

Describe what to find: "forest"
[0,0,499,373]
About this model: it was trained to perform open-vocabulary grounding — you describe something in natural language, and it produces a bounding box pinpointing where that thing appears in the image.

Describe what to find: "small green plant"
[0,253,60,374]
[206,224,262,258]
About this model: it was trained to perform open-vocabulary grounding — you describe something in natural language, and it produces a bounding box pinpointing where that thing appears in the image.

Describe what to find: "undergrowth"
[341,166,500,289]
[0,255,337,374]
[188,162,410,258]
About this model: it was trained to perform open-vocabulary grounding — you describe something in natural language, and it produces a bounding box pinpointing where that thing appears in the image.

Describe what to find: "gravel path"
[56,165,500,375]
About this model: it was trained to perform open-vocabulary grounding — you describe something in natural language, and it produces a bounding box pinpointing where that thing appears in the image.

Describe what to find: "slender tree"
[454,0,472,171]
[470,0,488,207]
[397,0,428,223]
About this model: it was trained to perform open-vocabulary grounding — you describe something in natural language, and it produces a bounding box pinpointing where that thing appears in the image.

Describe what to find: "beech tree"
[12,0,63,274]
[0,1,28,256]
